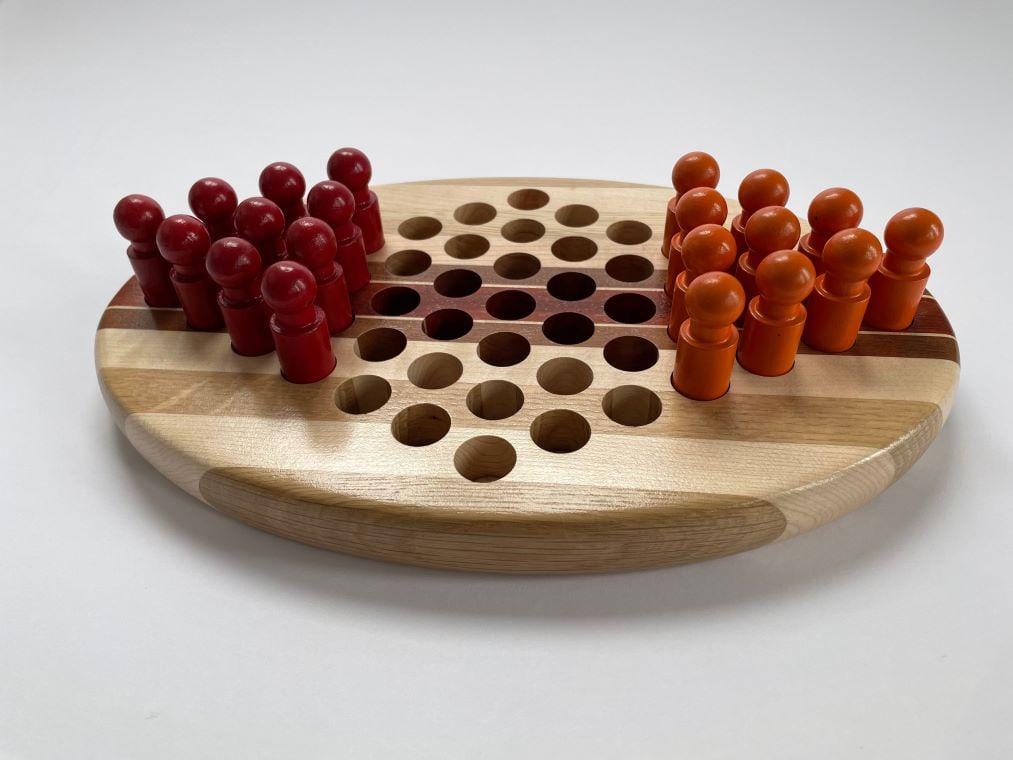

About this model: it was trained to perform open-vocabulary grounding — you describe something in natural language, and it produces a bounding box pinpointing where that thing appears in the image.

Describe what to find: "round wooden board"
[96,178,960,573]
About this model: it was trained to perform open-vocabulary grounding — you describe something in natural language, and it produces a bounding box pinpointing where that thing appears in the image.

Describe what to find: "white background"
[2,1,1012,757]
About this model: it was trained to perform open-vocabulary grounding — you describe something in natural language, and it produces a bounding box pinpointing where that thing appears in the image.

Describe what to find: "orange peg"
[799,187,863,274]
[734,205,801,307]
[738,250,816,376]
[864,208,943,330]
[668,224,736,341]
[730,169,789,253]
[803,228,883,352]
[665,187,727,295]
[662,151,720,258]
[672,272,745,401]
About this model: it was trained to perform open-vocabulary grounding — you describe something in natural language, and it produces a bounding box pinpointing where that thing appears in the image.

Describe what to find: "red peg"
[327,147,385,253]
[731,169,789,253]
[188,177,238,241]
[235,196,287,267]
[156,215,223,330]
[662,151,720,258]
[803,228,883,352]
[864,208,943,330]
[672,272,745,401]
[738,250,815,376]
[261,261,336,384]
[113,194,178,307]
[206,237,274,356]
[666,187,727,294]
[259,162,307,229]
[286,217,354,335]
[799,187,863,274]
[734,206,801,307]
[306,180,370,292]
[668,224,736,341]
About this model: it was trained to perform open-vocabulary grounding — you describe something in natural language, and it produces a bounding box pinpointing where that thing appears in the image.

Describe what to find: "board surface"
[95,178,960,573]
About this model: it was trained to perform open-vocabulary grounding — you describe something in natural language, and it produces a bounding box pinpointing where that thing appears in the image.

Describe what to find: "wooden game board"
[95,178,960,573]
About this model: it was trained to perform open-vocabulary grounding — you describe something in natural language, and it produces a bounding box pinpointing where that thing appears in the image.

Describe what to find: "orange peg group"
[672,272,745,401]
[662,152,720,258]
[731,169,790,253]
[665,187,727,294]
[734,205,801,307]
[799,187,863,274]
[668,224,736,341]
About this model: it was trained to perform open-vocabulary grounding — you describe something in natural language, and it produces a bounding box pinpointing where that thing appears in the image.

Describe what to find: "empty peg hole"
[501,218,545,244]
[371,286,421,316]
[494,252,541,280]
[551,236,597,262]
[546,271,596,301]
[602,385,662,427]
[486,290,536,320]
[554,204,599,227]
[454,202,497,225]
[391,403,451,447]
[422,308,474,340]
[445,234,490,259]
[507,188,550,210]
[542,312,595,345]
[434,268,483,298]
[606,220,653,245]
[603,335,659,372]
[477,332,531,367]
[466,380,524,420]
[530,410,591,454]
[605,254,654,282]
[355,327,407,362]
[454,436,517,482]
[408,352,463,390]
[385,250,432,277]
[603,292,657,324]
[536,357,593,395]
[335,375,391,414]
[399,216,442,240]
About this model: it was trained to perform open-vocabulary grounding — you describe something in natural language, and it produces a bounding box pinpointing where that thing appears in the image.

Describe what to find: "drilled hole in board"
[507,188,549,210]
[605,254,654,283]
[530,410,591,454]
[477,332,531,367]
[408,352,463,390]
[423,308,474,340]
[537,357,593,395]
[542,312,595,345]
[371,286,421,316]
[454,202,497,225]
[355,327,407,362]
[391,403,451,447]
[603,335,659,372]
[603,292,657,324]
[385,250,432,277]
[494,252,541,280]
[555,204,599,228]
[454,436,517,482]
[434,268,482,298]
[399,216,442,240]
[602,385,662,427]
[466,380,525,420]
[335,375,391,415]
[445,234,490,259]
[606,220,653,245]
[546,271,596,301]
[551,236,597,262]
[501,218,545,244]
[486,290,536,320]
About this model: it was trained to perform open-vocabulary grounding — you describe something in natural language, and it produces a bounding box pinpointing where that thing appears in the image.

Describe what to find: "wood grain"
[95,178,960,573]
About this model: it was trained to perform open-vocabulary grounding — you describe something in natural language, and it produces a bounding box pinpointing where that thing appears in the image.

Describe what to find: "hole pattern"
[494,252,541,280]
[355,328,407,362]
[507,188,550,210]
[486,290,536,320]
[603,335,659,372]
[466,380,524,420]
[408,352,463,390]
[501,218,545,244]
[399,216,442,240]
[385,250,432,277]
[537,357,593,395]
[371,286,421,316]
[546,271,596,301]
[478,332,530,367]
[445,234,490,259]
[605,254,653,283]
[423,309,474,340]
[391,404,451,447]
[551,236,597,262]
[335,376,391,414]
[434,268,482,298]
[543,312,595,345]
[555,204,599,227]
[454,436,516,482]
[454,202,497,225]
[604,292,657,324]
[602,386,662,427]
[531,410,591,453]
[606,220,652,245]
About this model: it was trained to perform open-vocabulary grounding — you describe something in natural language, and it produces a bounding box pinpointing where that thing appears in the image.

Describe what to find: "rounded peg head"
[681,224,737,276]
[755,250,816,305]
[188,177,238,223]
[261,260,317,314]
[326,147,372,191]
[235,197,285,242]
[672,151,720,194]
[156,214,211,267]
[807,187,863,235]
[258,162,306,207]
[206,237,262,290]
[822,228,883,283]
[685,271,745,327]
[737,169,789,214]
[675,187,728,233]
[884,207,944,261]
[744,206,802,256]
[113,194,164,243]
[306,180,355,227]
[286,217,338,270]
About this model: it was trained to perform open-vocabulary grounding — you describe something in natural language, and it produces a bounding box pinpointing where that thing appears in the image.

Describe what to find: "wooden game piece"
[205,237,274,356]
[235,196,287,267]
[864,208,944,331]
[286,217,354,335]
[803,228,883,352]
[665,187,727,294]
[155,214,224,330]
[668,224,736,341]
[261,261,336,384]
[734,205,802,306]
[738,250,816,377]
[187,177,238,241]
[799,187,863,274]
[731,169,789,253]
[306,180,370,293]
[113,194,178,307]
[672,271,745,401]
[662,151,720,258]
[327,147,385,254]
[258,162,307,229]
